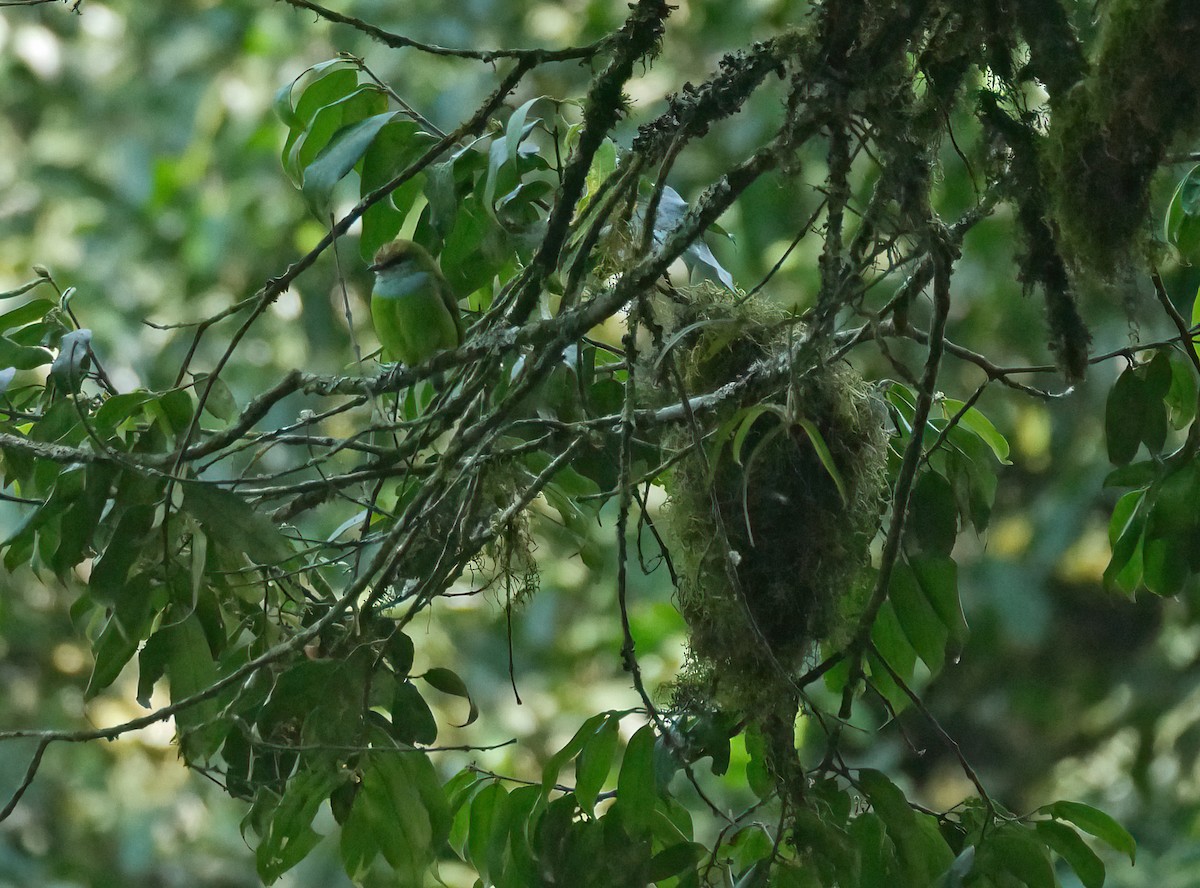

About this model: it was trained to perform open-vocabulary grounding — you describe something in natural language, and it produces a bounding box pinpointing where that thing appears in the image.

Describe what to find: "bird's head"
[368,239,437,274]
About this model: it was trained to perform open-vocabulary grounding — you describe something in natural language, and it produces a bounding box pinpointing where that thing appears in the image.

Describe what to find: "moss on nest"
[653,290,888,714]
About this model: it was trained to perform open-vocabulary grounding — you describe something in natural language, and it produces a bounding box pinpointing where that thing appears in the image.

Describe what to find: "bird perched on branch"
[367,239,463,367]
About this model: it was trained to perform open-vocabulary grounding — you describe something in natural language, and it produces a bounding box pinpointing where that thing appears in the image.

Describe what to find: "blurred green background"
[3,1,1200,885]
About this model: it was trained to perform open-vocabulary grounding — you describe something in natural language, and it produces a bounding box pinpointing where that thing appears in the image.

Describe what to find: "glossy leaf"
[1165,163,1200,261]
[646,841,704,881]
[467,781,510,885]
[1035,820,1106,888]
[797,416,849,504]
[181,481,293,566]
[359,120,436,260]
[908,470,958,555]
[869,601,918,713]
[391,680,438,746]
[909,554,968,661]
[1041,800,1136,863]
[301,110,398,215]
[859,769,954,885]
[981,825,1055,888]
[84,612,143,700]
[1104,488,1147,595]
[575,713,620,813]
[542,712,610,798]
[278,64,359,181]
[615,725,658,836]
[889,560,948,674]
[1165,351,1198,429]
[255,768,341,884]
[421,666,479,727]
[0,335,52,370]
[161,611,223,763]
[939,398,1011,464]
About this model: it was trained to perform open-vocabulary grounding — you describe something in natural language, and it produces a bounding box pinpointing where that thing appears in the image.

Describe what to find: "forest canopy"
[2,1,1200,886]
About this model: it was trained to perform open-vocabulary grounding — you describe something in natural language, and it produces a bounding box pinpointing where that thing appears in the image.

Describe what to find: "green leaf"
[279,64,359,182]
[505,96,543,173]
[1041,800,1136,863]
[0,279,49,301]
[1148,460,1200,533]
[1106,365,1146,465]
[275,58,354,130]
[193,372,237,421]
[1103,460,1159,489]
[615,725,658,836]
[161,611,223,763]
[136,627,171,709]
[869,601,918,713]
[1106,355,1171,464]
[85,612,143,699]
[848,811,891,887]
[1142,532,1191,596]
[889,560,948,674]
[500,785,541,888]
[583,137,618,208]
[730,405,782,466]
[424,158,460,240]
[288,86,387,190]
[341,751,445,884]
[647,842,704,881]
[181,481,293,565]
[575,714,620,814]
[1105,488,1147,595]
[1165,351,1198,429]
[150,387,195,440]
[797,417,848,504]
[1193,284,1200,361]
[467,781,510,885]
[421,666,479,727]
[1035,820,1106,888]
[384,630,415,676]
[983,825,1056,888]
[446,771,487,854]
[53,462,116,575]
[908,470,958,555]
[542,712,609,798]
[909,555,967,662]
[255,768,341,884]
[743,726,774,800]
[301,111,398,215]
[727,825,775,872]
[0,298,55,331]
[390,680,438,745]
[0,334,52,370]
[1165,164,1200,262]
[940,399,1011,464]
[360,120,436,260]
[94,391,155,436]
[89,503,157,602]
[934,846,976,888]
[859,769,953,885]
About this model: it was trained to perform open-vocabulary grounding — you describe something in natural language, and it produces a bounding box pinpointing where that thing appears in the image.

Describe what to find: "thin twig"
[280,0,606,63]
[840,232,955,719]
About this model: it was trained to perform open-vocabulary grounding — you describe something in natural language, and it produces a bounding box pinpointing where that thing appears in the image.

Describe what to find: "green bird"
[367,239,463,367]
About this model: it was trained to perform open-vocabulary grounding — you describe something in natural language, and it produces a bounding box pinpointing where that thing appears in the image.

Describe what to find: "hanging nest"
[652,291,888,713]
